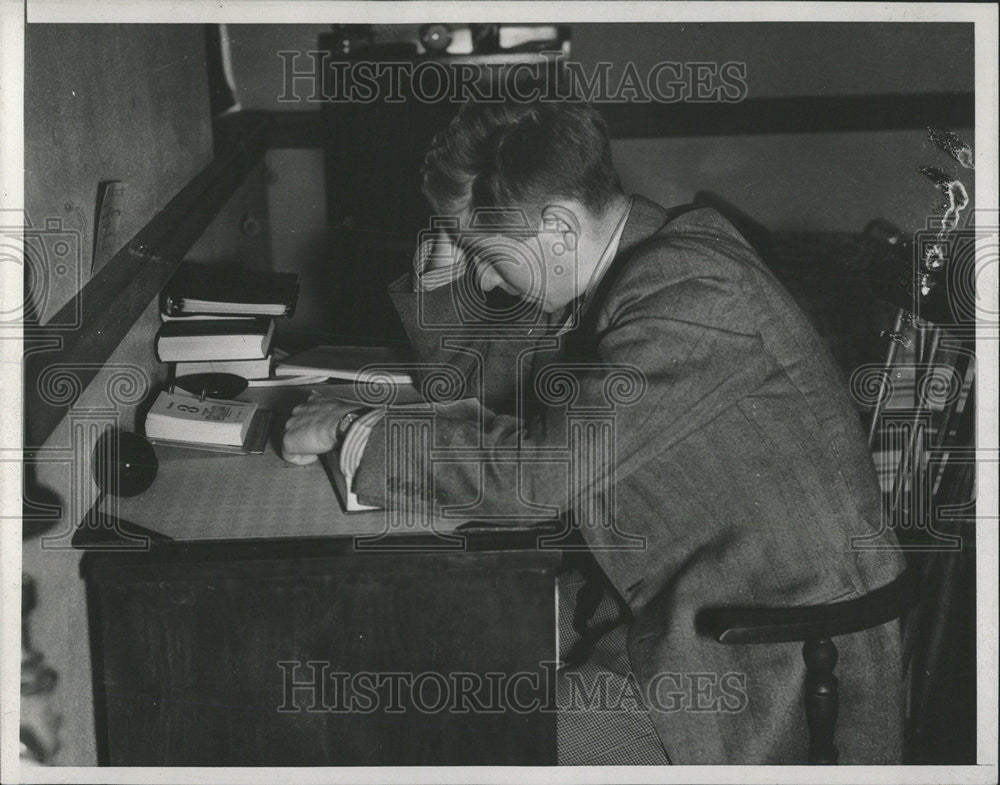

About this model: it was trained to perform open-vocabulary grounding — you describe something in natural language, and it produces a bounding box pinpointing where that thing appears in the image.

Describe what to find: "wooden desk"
[76,387,560,766]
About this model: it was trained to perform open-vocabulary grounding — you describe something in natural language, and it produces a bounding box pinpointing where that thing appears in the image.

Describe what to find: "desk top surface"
[96,384,467,544]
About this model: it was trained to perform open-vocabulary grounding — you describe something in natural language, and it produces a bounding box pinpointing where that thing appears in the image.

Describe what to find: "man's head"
[421,100,626,312]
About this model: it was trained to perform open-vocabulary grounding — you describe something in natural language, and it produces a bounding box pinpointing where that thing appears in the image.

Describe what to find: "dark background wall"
[227,23,974,105]
[222,23,974,333]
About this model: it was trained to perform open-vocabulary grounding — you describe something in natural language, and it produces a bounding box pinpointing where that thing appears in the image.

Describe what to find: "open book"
[309,385,424,513]
[321,452,380,512]
[275,345,413,384]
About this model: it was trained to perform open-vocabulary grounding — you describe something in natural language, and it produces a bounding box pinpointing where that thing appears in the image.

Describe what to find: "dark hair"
[421,100,623,224]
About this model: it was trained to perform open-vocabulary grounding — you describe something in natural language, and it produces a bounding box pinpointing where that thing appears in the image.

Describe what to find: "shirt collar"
[557,196,634,335]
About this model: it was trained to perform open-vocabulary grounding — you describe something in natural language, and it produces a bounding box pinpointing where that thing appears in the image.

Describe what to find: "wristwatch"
[336,410,362,441]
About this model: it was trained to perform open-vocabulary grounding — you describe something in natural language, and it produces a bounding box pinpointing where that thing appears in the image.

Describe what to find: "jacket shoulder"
[597,207,762,331]
[628,207,761,280]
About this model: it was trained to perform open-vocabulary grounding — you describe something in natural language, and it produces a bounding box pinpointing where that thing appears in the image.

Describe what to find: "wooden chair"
[696,569,917,763]
[696,216,976,764]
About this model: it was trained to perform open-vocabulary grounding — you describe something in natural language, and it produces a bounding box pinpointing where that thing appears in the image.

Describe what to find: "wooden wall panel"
[25,24,214,322]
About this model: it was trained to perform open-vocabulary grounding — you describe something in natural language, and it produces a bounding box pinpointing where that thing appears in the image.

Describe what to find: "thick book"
[161,261,299,317]
[146,409,273,454]
[156,319,275,362]
[174,356,273,380]
[275,345,413,384]
[144,390,258,447]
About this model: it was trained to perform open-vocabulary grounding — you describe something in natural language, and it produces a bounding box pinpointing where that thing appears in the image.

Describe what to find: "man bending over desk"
[282,99,906,764]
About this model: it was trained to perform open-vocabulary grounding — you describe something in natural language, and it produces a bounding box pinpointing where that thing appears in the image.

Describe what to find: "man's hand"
[281,392,359,466]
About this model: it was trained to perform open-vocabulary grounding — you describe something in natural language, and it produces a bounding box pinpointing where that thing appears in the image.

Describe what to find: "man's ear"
[541,204,580,251]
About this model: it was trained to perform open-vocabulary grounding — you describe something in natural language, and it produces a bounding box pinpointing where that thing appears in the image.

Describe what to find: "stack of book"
[155,261,299,381]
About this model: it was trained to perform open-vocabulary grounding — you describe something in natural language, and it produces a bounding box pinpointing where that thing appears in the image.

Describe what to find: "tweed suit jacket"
[354,195,907,763]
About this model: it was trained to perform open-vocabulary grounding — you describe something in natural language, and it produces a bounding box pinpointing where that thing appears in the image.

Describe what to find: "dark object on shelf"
[419,24,452,53]
[172,372,249,400]
[91,430,159,497]
[329,23,568,58]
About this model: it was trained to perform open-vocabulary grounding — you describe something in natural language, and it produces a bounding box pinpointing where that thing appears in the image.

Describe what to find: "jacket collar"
[558,195,672,336]
[614,194,672,258]
[557,195,696,336]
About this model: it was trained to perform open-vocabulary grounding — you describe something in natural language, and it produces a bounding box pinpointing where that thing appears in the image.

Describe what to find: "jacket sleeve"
[387,271,543,414]
[355,253,772,528]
